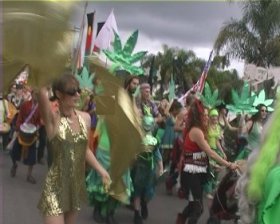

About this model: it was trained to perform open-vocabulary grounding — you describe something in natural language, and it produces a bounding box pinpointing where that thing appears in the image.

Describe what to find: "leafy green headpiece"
[168,75,175,102]
[252,89,274,112]
[74,66,94,91]
[103,30,147,75]
[74,66,95,110]
[199,82,222,109]
[226,82,256,114]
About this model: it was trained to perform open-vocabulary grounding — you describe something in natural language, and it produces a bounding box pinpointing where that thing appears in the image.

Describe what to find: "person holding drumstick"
[37,73,110,224]
[10,89,40,184]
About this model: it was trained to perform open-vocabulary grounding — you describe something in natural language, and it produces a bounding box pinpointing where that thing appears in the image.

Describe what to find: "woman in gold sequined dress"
[37,74,111,224]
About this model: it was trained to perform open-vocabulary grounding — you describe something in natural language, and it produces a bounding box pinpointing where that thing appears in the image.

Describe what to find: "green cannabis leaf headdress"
[226,82,256,114]
[252,89,274,112]
[168,74,175,102]
[199,82,222,109]
[74,66,95,110]
[103,30,147,75]
[74,66,94,91]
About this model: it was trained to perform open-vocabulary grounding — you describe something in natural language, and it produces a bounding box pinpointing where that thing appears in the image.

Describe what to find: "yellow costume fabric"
[38,115,88,216]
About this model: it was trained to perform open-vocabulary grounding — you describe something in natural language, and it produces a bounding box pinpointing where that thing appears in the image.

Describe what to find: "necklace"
[66,117,74,124]
[60,109,76,124]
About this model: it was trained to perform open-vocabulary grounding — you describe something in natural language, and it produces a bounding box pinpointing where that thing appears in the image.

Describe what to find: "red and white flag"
[93,9,119,53]
[179,50,213,104]
[192,50,213,93]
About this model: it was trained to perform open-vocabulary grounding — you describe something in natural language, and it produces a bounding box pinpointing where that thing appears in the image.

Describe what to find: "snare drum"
[18,123,37,147]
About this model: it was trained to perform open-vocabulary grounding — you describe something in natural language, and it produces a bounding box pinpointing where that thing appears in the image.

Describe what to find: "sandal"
[10,164,17,177]
[26,175,36,184]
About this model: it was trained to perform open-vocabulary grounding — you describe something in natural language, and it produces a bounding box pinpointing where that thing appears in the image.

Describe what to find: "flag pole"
[105,8,114,69]
[178,50,213,104]
[72,1,88,74]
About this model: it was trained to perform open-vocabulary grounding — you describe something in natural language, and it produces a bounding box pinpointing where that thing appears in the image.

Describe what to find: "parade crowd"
[1,67,274,224]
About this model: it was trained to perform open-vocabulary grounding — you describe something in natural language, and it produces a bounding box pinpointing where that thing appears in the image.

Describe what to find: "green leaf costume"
[103,30,147,75]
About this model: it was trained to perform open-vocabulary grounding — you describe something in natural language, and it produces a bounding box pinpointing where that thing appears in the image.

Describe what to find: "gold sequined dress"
[38,115,88,216]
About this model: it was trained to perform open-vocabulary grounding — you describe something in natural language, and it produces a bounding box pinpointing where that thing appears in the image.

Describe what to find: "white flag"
[93,9,119,52]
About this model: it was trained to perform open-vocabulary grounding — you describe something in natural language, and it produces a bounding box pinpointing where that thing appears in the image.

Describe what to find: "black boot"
[93,206,105,223]
[187,201,203,224]
[10,164,17,177]
[106,214,118,224]
[207,216,221,224]
[134,210,143,224]
[188,217,199,224]
[176,213,187,224]
[141,199,148,220]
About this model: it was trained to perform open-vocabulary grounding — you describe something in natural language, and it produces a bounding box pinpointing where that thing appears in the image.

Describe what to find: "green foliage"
[214,0,280,67]
[141,45,243,102]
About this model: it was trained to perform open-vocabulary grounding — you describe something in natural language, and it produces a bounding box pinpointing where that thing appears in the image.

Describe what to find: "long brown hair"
[185,98,208,136]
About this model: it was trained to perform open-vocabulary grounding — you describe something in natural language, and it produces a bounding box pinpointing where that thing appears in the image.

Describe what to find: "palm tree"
[142,45,243,101]
[173,49,197,93]
[142,46,218,98]
[214,0,280,67]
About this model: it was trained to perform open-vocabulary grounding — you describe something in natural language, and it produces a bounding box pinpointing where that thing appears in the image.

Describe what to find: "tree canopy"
[214,0,280,67]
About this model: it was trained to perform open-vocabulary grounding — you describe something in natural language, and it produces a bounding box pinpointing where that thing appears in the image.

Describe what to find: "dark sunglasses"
[261,109,268,112]
[63,87,81,96]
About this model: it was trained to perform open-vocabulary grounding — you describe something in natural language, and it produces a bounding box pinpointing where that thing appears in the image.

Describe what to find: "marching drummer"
[0,92,11,150]
[10,89,41,184]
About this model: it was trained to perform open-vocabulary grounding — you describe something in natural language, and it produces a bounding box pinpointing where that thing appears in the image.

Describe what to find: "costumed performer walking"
[176,99,238,224]
[37,74,111,224]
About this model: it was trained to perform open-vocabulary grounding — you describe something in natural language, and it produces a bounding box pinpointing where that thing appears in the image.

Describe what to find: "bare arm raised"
[37,87,58,140]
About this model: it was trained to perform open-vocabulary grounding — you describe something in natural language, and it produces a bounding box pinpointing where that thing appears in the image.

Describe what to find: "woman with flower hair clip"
[176,98,238,224]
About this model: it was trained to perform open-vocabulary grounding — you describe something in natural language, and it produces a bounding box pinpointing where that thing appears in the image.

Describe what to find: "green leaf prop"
[226,82,257,114]
[103,30,147,75]
[113,30,122,54]
[253,89,274,112]
[199,82,222,109]
[168,75,175,102]
[74,66,94,91]
[123,30,138,57]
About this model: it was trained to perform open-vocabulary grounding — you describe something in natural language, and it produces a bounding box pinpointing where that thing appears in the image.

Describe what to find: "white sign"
[243,64,280,89]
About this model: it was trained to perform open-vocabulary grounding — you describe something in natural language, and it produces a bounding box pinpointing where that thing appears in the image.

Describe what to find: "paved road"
[0,150,234,224]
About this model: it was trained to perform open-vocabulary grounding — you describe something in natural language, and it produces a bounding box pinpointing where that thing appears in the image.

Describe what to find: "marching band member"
[10,90,40,184]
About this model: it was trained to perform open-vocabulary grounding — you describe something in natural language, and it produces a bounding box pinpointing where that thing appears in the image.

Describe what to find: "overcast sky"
[73,1,244,75]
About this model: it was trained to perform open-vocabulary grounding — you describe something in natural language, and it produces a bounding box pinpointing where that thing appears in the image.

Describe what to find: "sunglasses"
[261,109,268,112]
[63,87,81,96]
